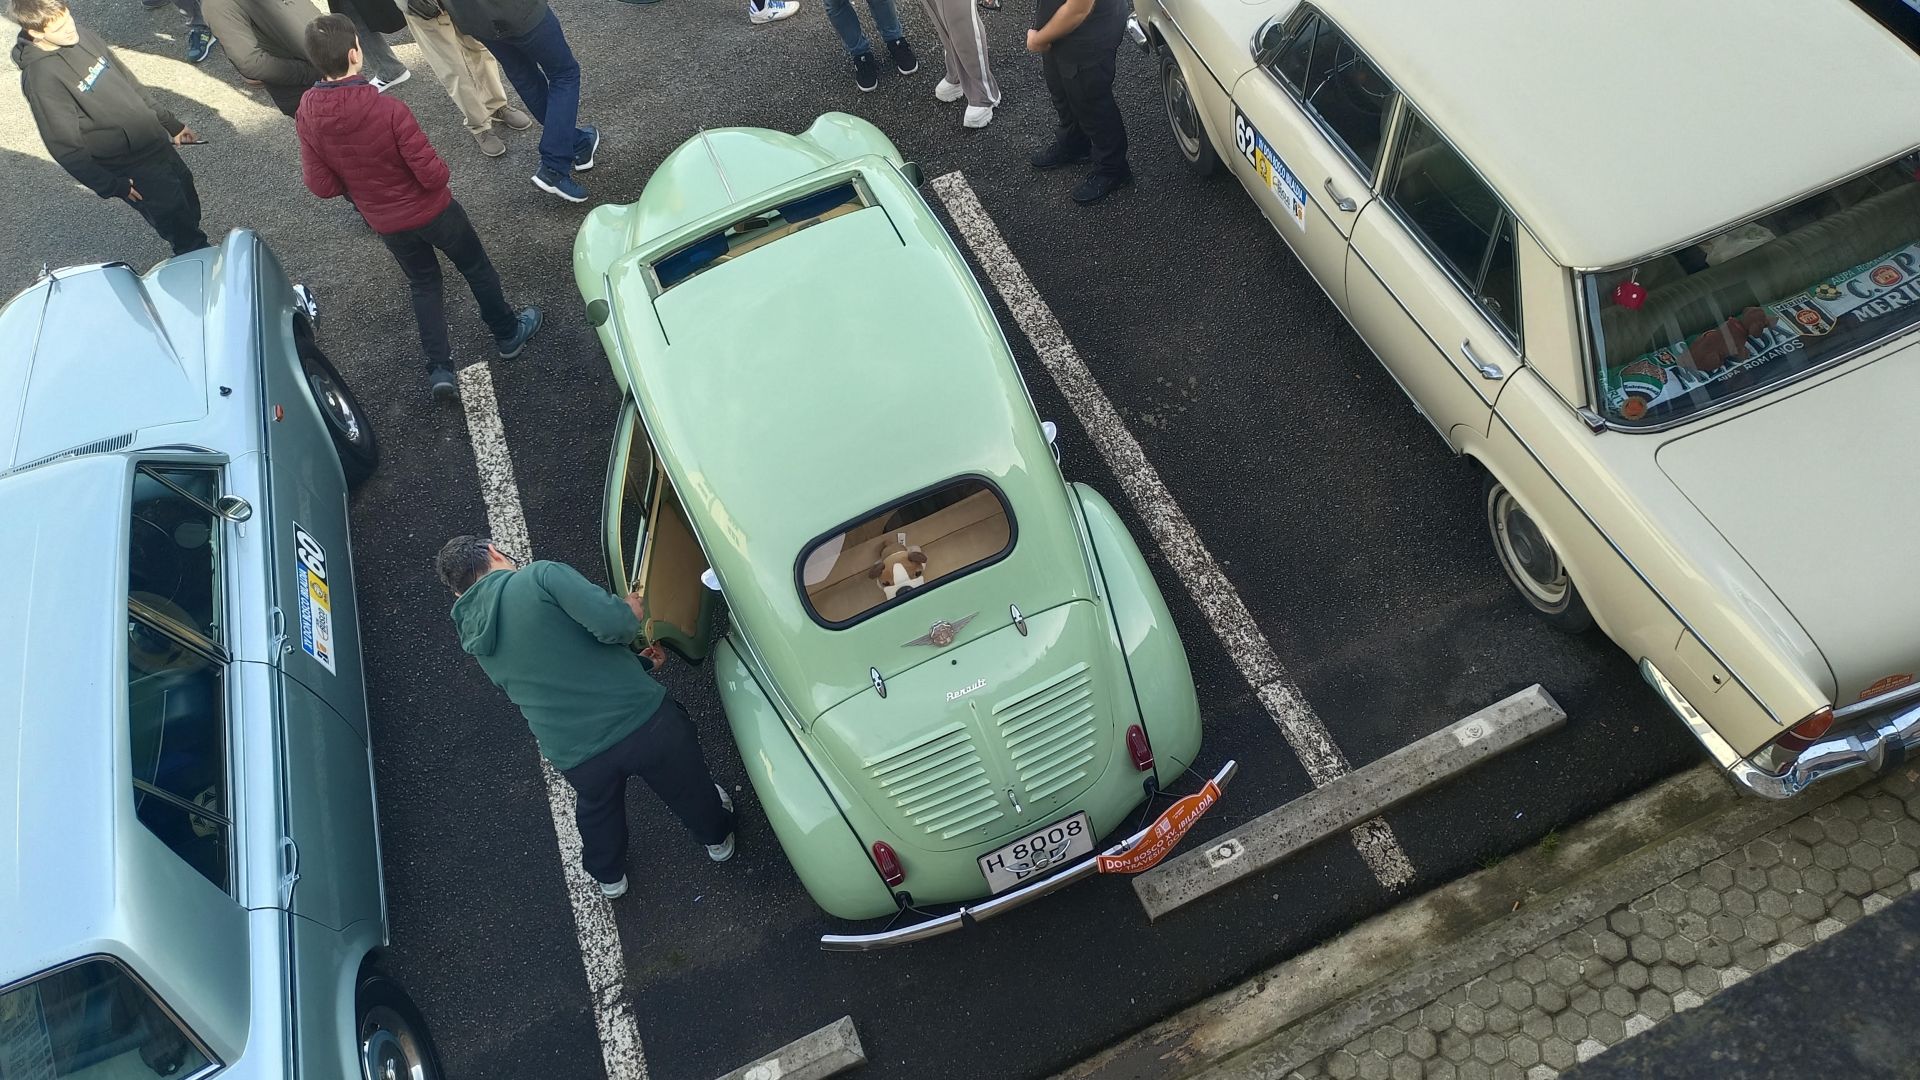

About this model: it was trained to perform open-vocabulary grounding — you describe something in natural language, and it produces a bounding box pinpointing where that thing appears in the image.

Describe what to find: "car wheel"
[357,973,444,1080]
[297,336,380,488]
[1483,474,1593,633]
[1159,52,1219,176]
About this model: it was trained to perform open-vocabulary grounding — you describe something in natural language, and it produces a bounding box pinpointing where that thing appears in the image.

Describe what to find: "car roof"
[607,164,1086,716]
[0,454,132,977]
[1314,0,1920,268]
[0,255,221,472]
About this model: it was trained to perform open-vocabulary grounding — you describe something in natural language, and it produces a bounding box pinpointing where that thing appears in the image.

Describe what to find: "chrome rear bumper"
[1125,14,1150,50]
[819,760,1237,951]
[1642,659,1920,800]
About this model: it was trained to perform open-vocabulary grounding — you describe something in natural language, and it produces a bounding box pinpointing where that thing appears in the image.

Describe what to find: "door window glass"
[1389,113,1521,339]
[129,467,223,644]
[0,957,215,1078]
[1266,10,1395,176]
[800,478,1013,626]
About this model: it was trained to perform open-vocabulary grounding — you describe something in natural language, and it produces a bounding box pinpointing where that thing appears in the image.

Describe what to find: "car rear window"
[1587,156,1920,425]
[800,478,1013,626]
[652,181,868,291]
[0,957,215,1078]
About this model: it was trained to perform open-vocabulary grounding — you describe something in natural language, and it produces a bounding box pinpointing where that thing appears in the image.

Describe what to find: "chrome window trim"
[1491,407,1780,726]
[1250,8,1396,184]
[0,954,226,1080]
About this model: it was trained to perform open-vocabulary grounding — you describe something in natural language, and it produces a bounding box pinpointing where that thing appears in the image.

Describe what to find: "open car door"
[601,400,716,661]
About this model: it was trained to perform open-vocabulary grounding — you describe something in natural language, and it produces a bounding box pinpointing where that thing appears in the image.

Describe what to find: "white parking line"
[457,362,650,1080]
[931,172,1416,890]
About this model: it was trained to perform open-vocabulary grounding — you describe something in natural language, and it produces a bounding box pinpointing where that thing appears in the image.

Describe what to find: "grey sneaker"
[427,365,456,402]
[474,129,506,157]
[496,306,542,358]
[599,874,629,898]
[707,834,736,862]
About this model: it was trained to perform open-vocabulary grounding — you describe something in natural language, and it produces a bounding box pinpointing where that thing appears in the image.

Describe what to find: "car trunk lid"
[810,601,1120,852]
[1655,345,1920,704]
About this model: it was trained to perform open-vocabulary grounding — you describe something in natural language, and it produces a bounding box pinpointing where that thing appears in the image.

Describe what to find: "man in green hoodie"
[437,535,736,899]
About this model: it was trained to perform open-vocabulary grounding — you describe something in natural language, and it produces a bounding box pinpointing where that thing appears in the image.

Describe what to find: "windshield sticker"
[293,524,337,674]
[1601,242,1920,419]
[1234,110,1307,232]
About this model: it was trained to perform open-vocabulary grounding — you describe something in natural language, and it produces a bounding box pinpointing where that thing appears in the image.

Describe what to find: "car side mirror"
[701,568,721,592]
[1041,420,1061,465]
[215,495,252,522]
[902,161,926,188]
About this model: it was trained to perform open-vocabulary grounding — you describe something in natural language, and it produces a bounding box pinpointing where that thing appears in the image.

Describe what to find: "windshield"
[0,958,213,1078]
[1587,155,1920,425]
[800,478,1013,627]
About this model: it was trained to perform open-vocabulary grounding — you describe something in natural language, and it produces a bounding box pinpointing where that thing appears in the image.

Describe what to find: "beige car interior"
[715,202,862,265]
[1596,178,1920,366]
[805,486,1012,624]
[618,421,708,651]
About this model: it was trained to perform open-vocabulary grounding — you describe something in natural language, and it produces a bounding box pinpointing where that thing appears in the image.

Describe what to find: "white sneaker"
[369,69,410,93]
[598,875,629,899]
[748,0,798,23]
[963,105,994,129]
[707,834,736,862]
[934,78,965,103]
[716,783,735,813]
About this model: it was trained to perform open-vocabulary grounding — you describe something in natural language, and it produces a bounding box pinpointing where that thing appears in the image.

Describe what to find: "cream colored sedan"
[1126,0,1920,797]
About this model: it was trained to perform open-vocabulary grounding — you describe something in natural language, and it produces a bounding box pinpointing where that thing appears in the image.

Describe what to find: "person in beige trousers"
[920,0,997,127]
[401,0,533,156]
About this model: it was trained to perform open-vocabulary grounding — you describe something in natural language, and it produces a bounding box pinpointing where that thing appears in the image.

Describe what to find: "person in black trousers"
[1025,0,1130,204]
[11,0,210,254]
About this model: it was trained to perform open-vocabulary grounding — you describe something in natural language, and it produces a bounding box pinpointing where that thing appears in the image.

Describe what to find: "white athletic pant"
[918,0,999,107]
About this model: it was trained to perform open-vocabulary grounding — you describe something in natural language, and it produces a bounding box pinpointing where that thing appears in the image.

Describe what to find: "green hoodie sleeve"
[531,561,641,645]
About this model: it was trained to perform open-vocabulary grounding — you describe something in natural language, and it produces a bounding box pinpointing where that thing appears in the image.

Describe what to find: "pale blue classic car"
[0,233,436,1078]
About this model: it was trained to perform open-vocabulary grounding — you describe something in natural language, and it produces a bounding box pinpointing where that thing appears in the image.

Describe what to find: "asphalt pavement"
[2,3,1702,1077]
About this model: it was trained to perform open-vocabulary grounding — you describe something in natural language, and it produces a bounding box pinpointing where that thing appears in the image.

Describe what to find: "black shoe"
[886,37,918,75]
[428,365,457,402]
[853,51,880,92]
[1030,142,1092,170]
[496,306,543,358]
[1072,170,1133,205]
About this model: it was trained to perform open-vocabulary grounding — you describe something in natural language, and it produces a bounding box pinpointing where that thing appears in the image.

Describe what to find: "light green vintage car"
[574,115,1212,948]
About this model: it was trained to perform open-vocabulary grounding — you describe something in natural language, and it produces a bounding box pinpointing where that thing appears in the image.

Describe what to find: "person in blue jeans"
[140,0,216,62]
[441,0,597,203]
[824,0,918,93]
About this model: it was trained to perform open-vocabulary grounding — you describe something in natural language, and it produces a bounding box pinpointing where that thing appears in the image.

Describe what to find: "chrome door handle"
[1323,178,1357,212]
[1461,340,1503,380]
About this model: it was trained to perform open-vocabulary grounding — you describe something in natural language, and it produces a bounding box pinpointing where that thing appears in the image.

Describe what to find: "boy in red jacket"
[297,13,539,401]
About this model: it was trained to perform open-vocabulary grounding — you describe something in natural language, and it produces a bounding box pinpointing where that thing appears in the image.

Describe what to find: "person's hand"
[1026,29,1050,53]
[125,180,143,202]
[639,642,667,668]
[624,589,645,622]
[172,125,200,145]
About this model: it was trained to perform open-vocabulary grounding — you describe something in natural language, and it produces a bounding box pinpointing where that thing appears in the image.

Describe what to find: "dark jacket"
[329,0,406,35]
[451,562,667,772]
[440,0,548,41]
[13,26,184,197]
[296,77,452,233]
[200,0,322,88]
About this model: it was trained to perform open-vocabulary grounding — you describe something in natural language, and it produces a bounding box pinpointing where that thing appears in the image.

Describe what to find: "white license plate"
[978,812,1094,894]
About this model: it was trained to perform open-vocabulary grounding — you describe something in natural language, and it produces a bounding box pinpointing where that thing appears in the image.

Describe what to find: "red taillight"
[1775,706,1835,754]
[1126,724,1155,772]
[871,841,905,887]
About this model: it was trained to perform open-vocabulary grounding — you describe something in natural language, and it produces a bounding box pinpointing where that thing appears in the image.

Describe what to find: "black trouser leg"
[419,200,520,342]
[377,224,451,370]
[565,760,632,885]
[124,149,210,255]
[1041,52,1090,155]
[265,82,307,117]
[1059,49,1128,177]
[630,699,735,847]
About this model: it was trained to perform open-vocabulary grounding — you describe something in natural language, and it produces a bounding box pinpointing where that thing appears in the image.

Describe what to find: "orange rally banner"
[1095,780,1223,875]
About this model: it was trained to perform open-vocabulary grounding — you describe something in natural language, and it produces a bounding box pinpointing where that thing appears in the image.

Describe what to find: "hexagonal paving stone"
[1608,910,1642,937]
[1872,866,1905,891]
[1356,1050,1391,1080]
[1540,1037,1577,1071]
[1698,940,1734,968]
[1389,1057,1421,1080]
[1569,988,1601,1017]
[1344,1035,1374,1059]
[1426,1062,1458,1080]
[1723,890,1757,918]
[1581,961,1615,990]
[1850,842,1885,871]
[1893,818,1920,846]
[1327,1050,1360,1080]
[1733,863,1771,893]
[1467,980,1501,1010]
[1777,840,1814,870]
[1639,910,1676,941]
[1423,1004,1456,1031]
[1687,887,1722,917]
[1491,1062,1524,1080]
[1614,960,1648,991]
[1472,1034,1506,1066]
[1441,1030,1473,1062]
[1545,956,1582,988]
[1743,914,1781,945]
[1839,794,1876,819]
[1708,912,1746,941]
[1663,935,1698,966]
[1652,883,1687,913]
[1786,819,1825,845]
[1790,890,1828,921]
[1721,966,1752,989]
[1838,867,1875,897]
[1699,863,1735,890]
[1628,935,1660,966]
[1588,1010,1627,1045]
[1820,814,1861,846]
[1832,895,1865,922]
[1673,990,1705,1012]
[1650,963,1685,993]
[1533,983,1567,1015]
[1555,1011,1588,1043]
[1766,865,1802,894]
[1624,1014,1655,1039]
[1575,1038,1608,1063]
[1439,987,1469,1007]
[1455,1004,1487,1035]
[1372,1027,1406,1057]
[1513,955,1546,984]
[1393,1013,1421,1033]
[1732,942,1768,973]
[1507,1036,1541,1069]
[1458,1062,1492,1080]
[1756,889,1793,919]
[1486,1006,1519,1035]
[1684,965,1720,996]
[1887,844,1920,874]
[1593,930,1629,962]
[1745,838,1783,867]
[1601,985,1636,1018]
[1675,911,1712,942]
[1406,1028,1437,1060]
[1866,893,1894,916]
[1814,842,1849,871]
[1803,865,1838,894]
[1639,988,1674,1021]
[1783,923,1816,948]
[1501,983,1533,1012]
[1520,1011,1554,1042]
[1860,819,1896,845]
[1490,963,1516,983]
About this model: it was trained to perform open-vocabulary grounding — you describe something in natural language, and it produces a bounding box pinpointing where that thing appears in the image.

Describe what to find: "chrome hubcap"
[1164,71,1201,158]
[361,1007,428,1080]
[1493,491,1569,606]
[308,367,362,443]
